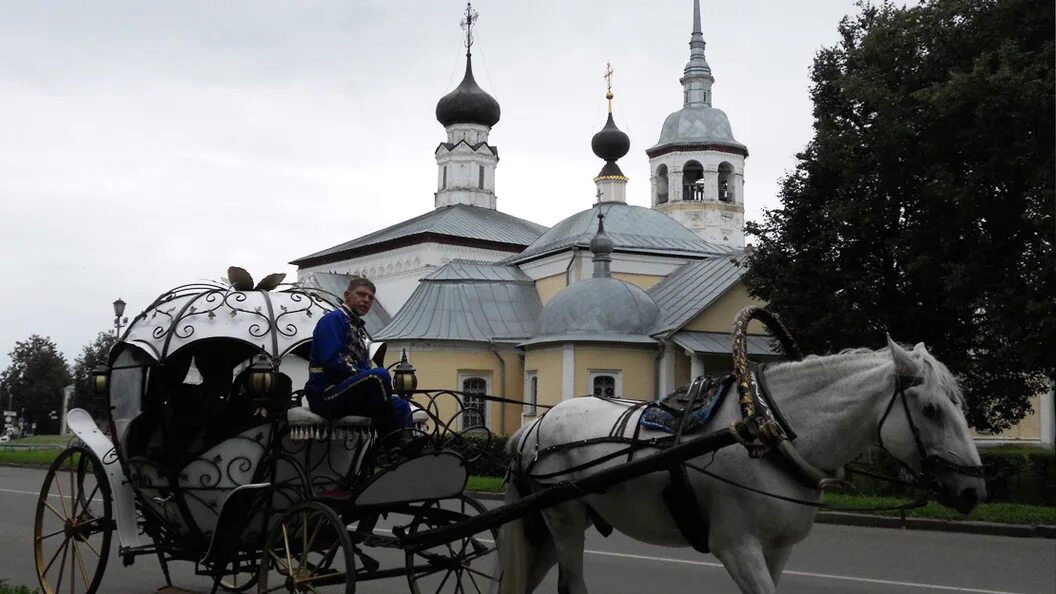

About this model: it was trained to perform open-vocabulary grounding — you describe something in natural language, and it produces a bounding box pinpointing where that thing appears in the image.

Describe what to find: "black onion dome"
[591,113,630,162]
[436,56,501,127]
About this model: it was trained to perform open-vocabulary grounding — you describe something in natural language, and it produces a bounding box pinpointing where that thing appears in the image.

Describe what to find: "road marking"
[573,550,1021,594]
[372,528,1018,593]
[0,487,41,496]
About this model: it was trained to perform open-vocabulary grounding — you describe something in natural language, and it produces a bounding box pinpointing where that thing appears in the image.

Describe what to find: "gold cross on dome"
[460,2,479,51]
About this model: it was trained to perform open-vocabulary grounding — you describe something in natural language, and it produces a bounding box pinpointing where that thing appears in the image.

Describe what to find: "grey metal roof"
[649,105,747,153]
[423,260,531,283]
[300,271,392,335]
[375,267,542,343]
[537,277,661,337]
[291,205,546,266]
[506,202,733,264]
[648,254,746,336]
[671,331,780,356]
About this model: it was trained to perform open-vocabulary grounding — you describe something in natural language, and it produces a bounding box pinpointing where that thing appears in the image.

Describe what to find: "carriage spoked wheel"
[258,500,355,593]
[404,495,499,594]
[34,446,114,594]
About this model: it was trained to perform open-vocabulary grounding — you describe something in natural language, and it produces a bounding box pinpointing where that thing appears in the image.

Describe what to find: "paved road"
[1,465,1053,593]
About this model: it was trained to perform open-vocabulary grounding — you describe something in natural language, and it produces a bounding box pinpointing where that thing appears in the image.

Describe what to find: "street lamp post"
[113,298,128,339]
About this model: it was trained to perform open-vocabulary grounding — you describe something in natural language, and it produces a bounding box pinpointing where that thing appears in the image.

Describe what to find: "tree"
[71,331,118,420]
[0,335,72,434]
[745,0,1054,430]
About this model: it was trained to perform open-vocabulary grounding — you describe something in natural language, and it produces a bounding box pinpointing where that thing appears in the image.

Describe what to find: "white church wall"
[297,241,521,311]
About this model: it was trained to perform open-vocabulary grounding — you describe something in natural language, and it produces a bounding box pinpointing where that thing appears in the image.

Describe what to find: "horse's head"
[881,336,986,514]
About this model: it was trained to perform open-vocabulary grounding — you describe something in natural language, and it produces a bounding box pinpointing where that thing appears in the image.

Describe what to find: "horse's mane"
[769,344,966,410]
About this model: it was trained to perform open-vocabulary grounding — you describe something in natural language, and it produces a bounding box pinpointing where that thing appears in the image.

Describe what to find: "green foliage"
[70,331,117,419]
[467,475,505,493]
[823,493,1056,524]
[444,434,511,477]
[0,335,71,434]
[0,581,39,594]
[852,447,1055,505]
[744,0,1055,431]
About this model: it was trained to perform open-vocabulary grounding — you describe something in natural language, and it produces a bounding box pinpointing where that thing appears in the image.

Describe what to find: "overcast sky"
[0,0,865,372]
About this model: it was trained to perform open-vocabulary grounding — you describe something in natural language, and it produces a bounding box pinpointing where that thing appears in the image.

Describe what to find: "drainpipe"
[564,247,579,286]
[490,341,507,435]
[654,341,666,401]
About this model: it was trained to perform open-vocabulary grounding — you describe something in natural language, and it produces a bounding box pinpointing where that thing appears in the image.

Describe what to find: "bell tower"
[647,0,747,249]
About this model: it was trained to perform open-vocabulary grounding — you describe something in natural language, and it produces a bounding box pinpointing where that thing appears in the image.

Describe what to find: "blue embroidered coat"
[306,305,372,397]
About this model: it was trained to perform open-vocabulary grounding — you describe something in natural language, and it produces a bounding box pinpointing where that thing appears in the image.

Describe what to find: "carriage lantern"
[392,350,418,397]
[89,364,109,398]
[247,354,276,396]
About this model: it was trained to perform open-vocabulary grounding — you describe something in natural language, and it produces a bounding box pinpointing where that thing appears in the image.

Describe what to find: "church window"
[683,160,704,201]
[443,166,448,189]
[478,165,485,189]
[524,371,538,416]
[460,375,489,430]
[588,370,622,398]
[656,165,669,205]
[718,162,734,203]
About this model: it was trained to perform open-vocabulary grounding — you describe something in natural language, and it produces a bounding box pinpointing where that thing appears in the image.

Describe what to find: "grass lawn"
[8,435,69,446]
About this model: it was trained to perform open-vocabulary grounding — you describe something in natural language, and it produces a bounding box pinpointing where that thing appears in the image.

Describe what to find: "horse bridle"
[876,375,985,486]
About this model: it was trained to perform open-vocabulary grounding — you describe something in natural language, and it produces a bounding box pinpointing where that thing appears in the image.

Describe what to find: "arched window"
[683,160,704,201]
[718,162,734,203]
[461,376,488,430]
[656,165,669,205]
[478,165,485,189]
[588,370,622,398]
[442,166,448,189]
[524,371,538,417]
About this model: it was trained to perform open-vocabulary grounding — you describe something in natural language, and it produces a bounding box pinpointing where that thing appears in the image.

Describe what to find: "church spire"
[433,2,501,209]
[681,0,714,107]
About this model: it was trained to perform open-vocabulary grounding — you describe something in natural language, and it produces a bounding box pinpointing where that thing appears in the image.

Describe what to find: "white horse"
[497,337,986,594]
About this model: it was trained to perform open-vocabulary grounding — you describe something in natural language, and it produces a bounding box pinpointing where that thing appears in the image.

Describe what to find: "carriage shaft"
[402,427,738,551]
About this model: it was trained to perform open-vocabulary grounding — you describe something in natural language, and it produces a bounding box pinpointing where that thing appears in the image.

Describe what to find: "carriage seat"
[286,406,372,441]
[286,399,429,441]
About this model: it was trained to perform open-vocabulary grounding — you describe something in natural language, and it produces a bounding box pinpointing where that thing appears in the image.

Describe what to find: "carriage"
[34,279,501,594]
[34,276,986,594]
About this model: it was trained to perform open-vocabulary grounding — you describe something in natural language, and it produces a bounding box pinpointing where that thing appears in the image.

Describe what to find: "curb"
[465,491,1056,540]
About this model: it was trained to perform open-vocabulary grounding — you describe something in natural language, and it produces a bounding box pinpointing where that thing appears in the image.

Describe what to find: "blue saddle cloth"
[639,378,729,434]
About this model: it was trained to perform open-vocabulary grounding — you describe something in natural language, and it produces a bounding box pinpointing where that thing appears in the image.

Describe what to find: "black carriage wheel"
[34,446,114,594]
[405,495,499,594]
[258,501,355,593]
[219,558,261,593]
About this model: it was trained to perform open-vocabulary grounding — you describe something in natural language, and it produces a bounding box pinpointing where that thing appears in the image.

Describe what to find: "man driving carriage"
[305,277,413,444]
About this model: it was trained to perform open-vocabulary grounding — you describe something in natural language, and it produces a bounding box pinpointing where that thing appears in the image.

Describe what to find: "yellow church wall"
[611,272,664,291]
[383,346,523,435]
[683,283,769,334]
[974,394,1043,442]
[535,274,566,306]
[573,346,656,400]
[524,346,564,409]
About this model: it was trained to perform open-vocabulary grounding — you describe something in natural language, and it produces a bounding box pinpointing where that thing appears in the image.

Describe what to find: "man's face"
[344,285,375,316]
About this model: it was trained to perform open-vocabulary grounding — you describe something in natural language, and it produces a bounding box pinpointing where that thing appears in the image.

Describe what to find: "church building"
[291,2,782,435]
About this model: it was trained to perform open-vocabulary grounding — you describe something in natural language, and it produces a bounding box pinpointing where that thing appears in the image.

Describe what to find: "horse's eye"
[922,403,939,420]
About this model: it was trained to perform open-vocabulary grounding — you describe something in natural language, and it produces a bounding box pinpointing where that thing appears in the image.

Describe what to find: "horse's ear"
[913,342,927,354]
[887,334,923,377]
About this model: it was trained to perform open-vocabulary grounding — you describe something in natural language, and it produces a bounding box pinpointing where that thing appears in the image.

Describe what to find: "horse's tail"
[497,423,543,594]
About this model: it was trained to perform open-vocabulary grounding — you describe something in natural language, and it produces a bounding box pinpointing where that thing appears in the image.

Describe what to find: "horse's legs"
[539,501,590,594]
[711,538,778,594]
[763,546,793,587]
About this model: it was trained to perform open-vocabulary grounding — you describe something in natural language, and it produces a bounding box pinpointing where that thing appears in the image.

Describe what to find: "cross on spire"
[460,2,479,54]
[603,62,614,91]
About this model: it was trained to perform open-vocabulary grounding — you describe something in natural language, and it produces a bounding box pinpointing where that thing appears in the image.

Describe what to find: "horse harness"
[876,375,985,484]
